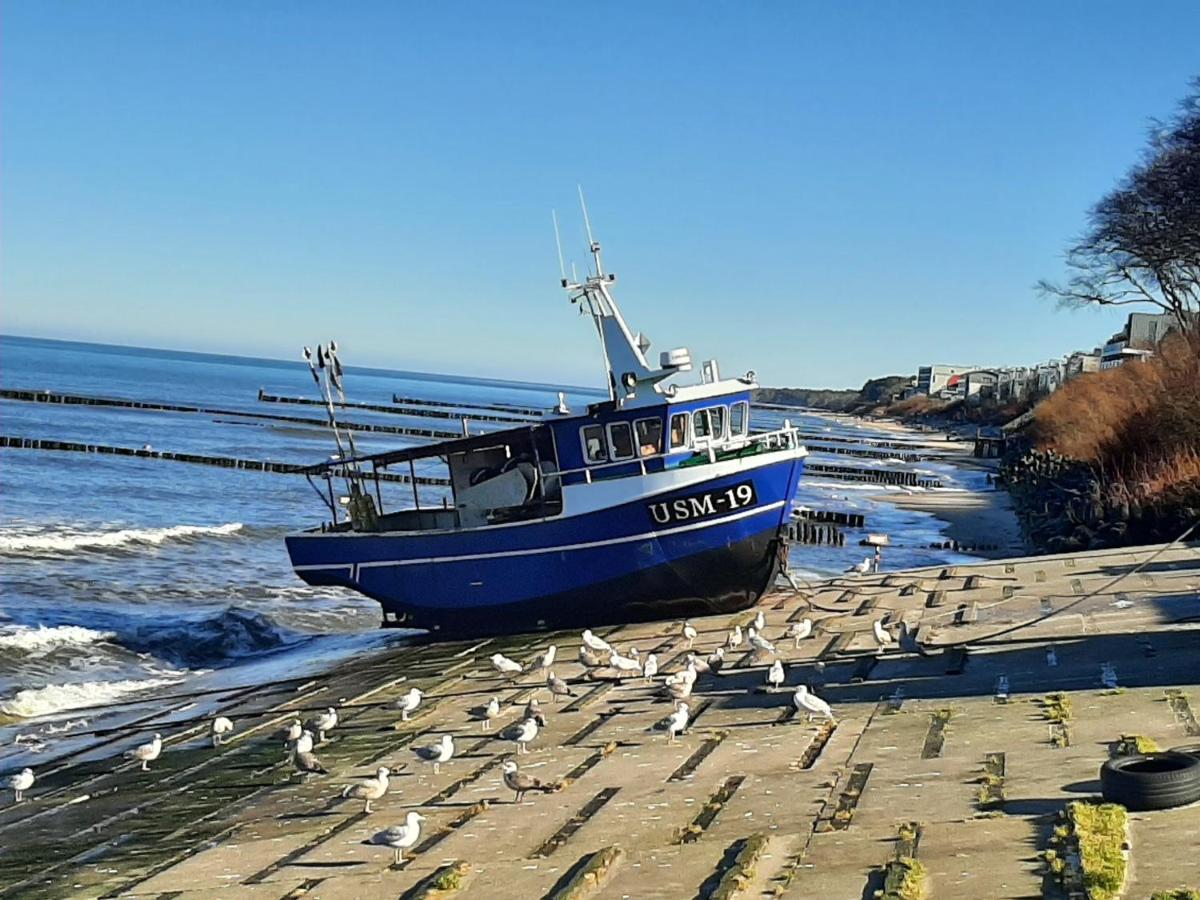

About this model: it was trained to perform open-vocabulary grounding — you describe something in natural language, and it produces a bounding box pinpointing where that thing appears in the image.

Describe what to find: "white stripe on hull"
[293,499,787,574]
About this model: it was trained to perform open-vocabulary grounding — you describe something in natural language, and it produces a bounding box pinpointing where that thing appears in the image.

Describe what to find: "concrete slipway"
[0,541,1197,898]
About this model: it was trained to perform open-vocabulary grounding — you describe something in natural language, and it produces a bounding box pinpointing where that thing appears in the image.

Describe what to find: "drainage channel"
[1166,689,1200,736]
[822,763,873,832]
[797,722,837,769]
[677,775,747,844]
[529,787,621,859]
[667,731,729,782]
[393,803,492,871]
[920,709,953,759]
[244,808,371,884]
[562,707,624,746]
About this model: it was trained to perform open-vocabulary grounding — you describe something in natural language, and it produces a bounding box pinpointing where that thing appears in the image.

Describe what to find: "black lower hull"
[352,527,787,637]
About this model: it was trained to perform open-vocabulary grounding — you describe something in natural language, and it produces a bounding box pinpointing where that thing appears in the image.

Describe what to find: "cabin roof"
[303,423,547,472]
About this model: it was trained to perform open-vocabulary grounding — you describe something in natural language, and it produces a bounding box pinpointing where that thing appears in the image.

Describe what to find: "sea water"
[0,334,982,759]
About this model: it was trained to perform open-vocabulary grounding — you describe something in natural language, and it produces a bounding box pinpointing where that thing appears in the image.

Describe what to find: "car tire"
[1100,752,1200,811]
[1169,743,1200,762]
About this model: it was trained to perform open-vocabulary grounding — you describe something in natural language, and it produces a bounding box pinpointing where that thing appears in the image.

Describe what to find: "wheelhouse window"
[608,422,635,460]
[708,406,727,441]
[581,424,608,464]
[669,413,689,449]
[635,418,663,457]
[693,409,712,440]
[730,401,748,436]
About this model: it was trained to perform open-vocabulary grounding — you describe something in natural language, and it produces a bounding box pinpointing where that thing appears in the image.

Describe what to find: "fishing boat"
[285,216,807,634]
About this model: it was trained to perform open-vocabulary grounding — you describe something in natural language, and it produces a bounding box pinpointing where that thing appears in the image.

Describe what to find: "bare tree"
[1040,81,1200,339]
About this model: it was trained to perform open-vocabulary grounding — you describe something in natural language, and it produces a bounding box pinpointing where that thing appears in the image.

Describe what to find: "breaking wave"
[0,523,244,554]
[0,625,116,654]
[0,675,185,718]
[117,606,304,668]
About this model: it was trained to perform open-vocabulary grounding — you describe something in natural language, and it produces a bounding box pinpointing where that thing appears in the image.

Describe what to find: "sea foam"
[0,675,185,718]
[0,625,116,653]
[0,523,244,554]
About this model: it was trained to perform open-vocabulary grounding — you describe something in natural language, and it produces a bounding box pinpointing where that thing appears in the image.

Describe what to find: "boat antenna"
[552,209,567,286]
[577,185,603,276]
[325,341,359,460]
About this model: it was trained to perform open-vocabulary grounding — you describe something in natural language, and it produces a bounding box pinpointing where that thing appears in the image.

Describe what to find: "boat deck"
[1,542,1198,898]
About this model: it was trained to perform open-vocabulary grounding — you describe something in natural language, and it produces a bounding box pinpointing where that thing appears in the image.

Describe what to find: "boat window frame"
[692,408,713,441]
[730,401,748,436]
[634,417,664,457]
[607,421,636,461]
[669,412,690,450]
[708,405,727,442]
[580,424,610,465]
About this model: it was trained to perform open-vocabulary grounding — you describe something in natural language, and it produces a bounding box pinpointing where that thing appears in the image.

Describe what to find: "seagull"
[664,703,690,743]
[664,661,698,689]
[491,653,524,679]
[309,708,339,743]
[524,698,549,727]
[284,719,303,747]
[787,619,813,647]
[581,629,612,653]
[609,650,642,674]
[682,621,697,648]
[747,627,776,654]
[726,625,743,650]
[688,652,709,675]
[210,716,234,747]
[474,696,501,729]
[847,557,872,575]
[578,645,604,668]
[753,609,766,631]
[506,717,539,754]
[367,811,425,864]
[414,735,455,775]
[342,767,391,813]
[707,647,726,674]
[125,734,163,771]
[766,659,785,691]
[394,687,423,722]
[793,685,834,722]
[289,729,315,759]
[502,760,559,802]
[537,645,557,673]
[294,749,328,778]
[546,671,576,702]
[642,653,659,682]
[872,619,894,648]
[7,768,34,803]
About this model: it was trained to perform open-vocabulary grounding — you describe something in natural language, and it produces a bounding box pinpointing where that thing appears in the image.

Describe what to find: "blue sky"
[3,2,1197,389]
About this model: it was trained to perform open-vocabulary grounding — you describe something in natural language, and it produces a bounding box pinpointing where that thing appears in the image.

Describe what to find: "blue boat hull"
[287,456,803,634]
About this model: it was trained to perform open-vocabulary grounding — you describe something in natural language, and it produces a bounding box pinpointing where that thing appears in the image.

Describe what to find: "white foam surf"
[0,625,116,653]
[0,523,244,553]
[0,675,185,718]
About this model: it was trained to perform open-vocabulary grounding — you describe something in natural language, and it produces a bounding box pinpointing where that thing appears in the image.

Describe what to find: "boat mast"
[558,189,692,407]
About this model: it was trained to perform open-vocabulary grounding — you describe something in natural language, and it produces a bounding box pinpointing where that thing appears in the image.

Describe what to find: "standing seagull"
[872,619,895,648]
[663,703,690,743]
[726,625,743,650]
[537,645,557,674]
[847,557,872,575]
[309,708,339,743]
[125,734,163,771]
[394,687,423,722]
[581,629,612,653]
[7,768,34,803]
[609,650,642,675]
[681,621,698,648]
[642,654,659,682]
[707,647,726,674]
[506,717,539,754]
[747,628,776,654]
[367,811,425,864]
[284,719,303,748]
[766,660,786,691]
[414,735,455,775]
[289,729,315,760]
[787,619,813,647]
[341,767,391,813]
[793,685,834,722]
[475,696,501,729]
[210,716,234,747]
[491,653,524,679]
[546,671,576,702]
[753,609,766,632]
[502,760,560,802]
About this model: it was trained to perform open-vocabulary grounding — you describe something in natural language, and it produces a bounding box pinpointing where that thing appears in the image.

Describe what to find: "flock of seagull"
[4,609,905,868]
